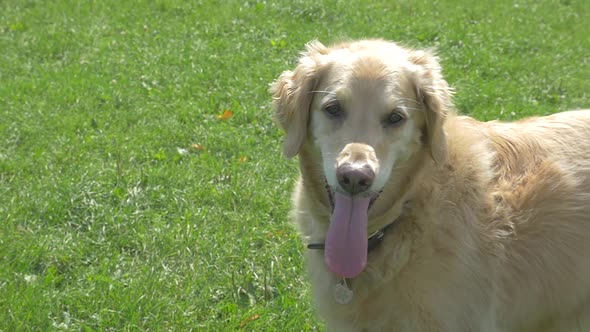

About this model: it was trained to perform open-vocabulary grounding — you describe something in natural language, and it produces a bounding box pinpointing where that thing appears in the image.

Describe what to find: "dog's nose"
[336,163,375,195]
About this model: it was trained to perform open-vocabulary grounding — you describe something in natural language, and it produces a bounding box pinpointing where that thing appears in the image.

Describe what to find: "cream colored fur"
[270,39,590,332]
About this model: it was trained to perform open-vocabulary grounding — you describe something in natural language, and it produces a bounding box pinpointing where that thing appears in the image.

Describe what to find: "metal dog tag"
[333,278,353,304]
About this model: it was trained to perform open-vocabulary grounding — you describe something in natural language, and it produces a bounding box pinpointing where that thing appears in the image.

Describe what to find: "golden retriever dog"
[270,39,590,332]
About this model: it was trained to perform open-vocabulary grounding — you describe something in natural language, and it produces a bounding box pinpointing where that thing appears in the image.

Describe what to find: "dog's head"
[270,40,453,277]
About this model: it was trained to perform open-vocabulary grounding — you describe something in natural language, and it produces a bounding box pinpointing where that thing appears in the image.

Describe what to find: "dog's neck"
[307,216,402,253]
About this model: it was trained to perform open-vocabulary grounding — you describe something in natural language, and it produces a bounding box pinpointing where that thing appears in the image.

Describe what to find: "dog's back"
[476,110,590,331]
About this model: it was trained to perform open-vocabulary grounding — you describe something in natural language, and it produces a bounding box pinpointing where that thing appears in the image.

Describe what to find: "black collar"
[307,220,398,253]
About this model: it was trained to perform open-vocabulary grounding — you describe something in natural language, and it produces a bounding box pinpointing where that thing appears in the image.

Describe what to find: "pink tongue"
[324,192,371,278]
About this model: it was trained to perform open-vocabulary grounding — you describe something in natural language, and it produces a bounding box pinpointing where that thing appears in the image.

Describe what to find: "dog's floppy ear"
[408,49,453,164]
[270,41,327,158]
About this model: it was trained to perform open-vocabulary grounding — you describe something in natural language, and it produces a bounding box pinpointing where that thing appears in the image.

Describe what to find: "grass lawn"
[0,0,588,330]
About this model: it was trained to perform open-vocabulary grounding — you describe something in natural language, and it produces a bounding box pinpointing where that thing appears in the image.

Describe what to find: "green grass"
[0,0,588,330]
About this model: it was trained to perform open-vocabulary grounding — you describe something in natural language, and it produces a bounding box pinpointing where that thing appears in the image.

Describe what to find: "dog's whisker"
[309,90,334,95]
[401,106,424,112]
[390,165,409,171]
[397,97,422,105]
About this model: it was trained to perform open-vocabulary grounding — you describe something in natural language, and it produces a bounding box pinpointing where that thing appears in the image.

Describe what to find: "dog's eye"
[323,103,343,118]
[384,111,405,126]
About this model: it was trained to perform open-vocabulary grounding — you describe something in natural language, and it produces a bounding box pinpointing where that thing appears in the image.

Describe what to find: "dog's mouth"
[325,183,380,213]
[323,181,382,278]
